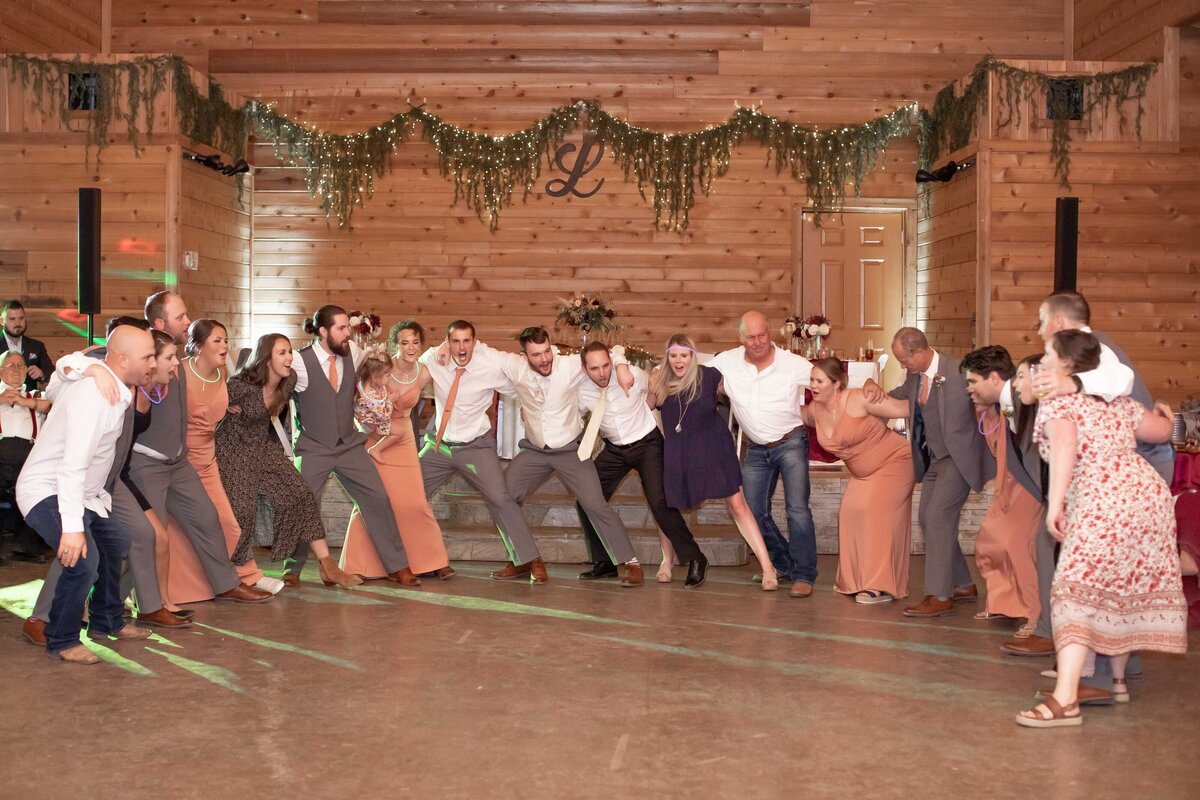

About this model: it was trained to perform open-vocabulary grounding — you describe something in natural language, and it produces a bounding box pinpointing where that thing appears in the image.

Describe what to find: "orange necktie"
[434,367,466,447]
[919,374,931,406]
[327,354,339,390]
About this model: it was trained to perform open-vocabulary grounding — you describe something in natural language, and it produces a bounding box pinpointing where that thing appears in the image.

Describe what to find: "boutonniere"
[932,374,946,388]
[1002,405,1015,419]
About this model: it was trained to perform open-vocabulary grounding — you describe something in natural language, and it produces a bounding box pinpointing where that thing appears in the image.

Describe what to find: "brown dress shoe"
[50,644,99,665]
[902,595,955,617]
[136,607,193,629]
[1001,634,1055,657]
[952,584,979,602]
[387,567,422,587]
[789,581,814,598]
[491,561,532,581]
[619,563,644,588]
[22,617,46,647]
[434,566,456,580]
[91,624,152,641]
[529,558,549,584]
[215,584,273,603]
[282,573,301,588]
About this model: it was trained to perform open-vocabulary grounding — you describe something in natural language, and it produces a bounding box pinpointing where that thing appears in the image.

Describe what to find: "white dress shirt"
[418,346,516,444]
[0,381,44,440]
[579,365,657,445]
[16,361,131,532]
[998,331,1133,426]
[704,344,812,445]
[291,338,365,394]
[474,343,591,450]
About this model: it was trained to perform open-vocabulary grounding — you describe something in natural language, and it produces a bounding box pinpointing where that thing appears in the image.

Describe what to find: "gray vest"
[1091,330,1175,477]
[133,373,187,463]
[294,345,362,452]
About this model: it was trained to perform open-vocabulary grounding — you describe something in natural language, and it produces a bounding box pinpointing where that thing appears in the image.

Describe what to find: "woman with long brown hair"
[215,333,360,588]
[649,333,777,591]
[339,320,452,579]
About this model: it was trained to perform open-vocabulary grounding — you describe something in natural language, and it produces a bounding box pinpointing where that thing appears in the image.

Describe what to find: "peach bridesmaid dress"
[340,384,449,578]
[973,411,1042,621]
[815,398,914,599]
[166,367,264,603]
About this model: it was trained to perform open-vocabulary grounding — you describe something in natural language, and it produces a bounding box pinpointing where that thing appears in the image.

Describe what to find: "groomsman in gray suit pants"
[865,327,995,618]
[285,305,417,586]
[473,327,644,587]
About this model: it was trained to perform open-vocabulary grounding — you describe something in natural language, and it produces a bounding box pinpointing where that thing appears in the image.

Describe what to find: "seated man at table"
[0,350,51,563]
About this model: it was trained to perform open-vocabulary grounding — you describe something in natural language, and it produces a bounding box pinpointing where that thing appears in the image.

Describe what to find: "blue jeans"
[741,432,818,584]
[23,495,130,654]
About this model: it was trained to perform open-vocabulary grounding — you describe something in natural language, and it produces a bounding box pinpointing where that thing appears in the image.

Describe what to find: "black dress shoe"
[578,562,618,580]
[684,555,708,588]
[9,551,48,564]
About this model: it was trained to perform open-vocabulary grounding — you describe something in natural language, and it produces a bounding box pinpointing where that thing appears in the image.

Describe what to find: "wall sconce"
[183,150,251,176]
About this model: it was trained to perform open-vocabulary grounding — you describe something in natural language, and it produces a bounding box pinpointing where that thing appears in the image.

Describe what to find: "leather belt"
[762,425,806,450]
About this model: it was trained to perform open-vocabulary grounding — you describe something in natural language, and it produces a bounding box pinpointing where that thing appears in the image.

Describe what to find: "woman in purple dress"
[650,334,778,591]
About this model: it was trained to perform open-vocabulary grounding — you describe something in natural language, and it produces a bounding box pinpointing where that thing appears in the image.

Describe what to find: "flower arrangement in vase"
[348,310,383,348]
[783,314,832,357]
[554,292,622,343]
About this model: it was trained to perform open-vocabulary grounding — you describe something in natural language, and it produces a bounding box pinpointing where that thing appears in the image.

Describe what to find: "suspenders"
[0,389,39,441]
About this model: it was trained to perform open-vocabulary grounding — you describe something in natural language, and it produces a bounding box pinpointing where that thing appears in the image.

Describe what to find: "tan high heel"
[318,557,363,588]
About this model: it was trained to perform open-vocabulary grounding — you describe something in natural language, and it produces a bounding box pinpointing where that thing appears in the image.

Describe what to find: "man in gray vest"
[864,327,996,617]
[284,305,417,586]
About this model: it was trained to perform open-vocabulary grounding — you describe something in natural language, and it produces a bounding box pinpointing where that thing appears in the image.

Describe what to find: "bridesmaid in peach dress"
[340,321,452,579]
[802,358,914,603]
[164,320,283,603]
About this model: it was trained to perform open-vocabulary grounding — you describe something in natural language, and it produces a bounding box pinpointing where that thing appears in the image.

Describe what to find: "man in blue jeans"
[706,311,816,598]
[15,326,157,664]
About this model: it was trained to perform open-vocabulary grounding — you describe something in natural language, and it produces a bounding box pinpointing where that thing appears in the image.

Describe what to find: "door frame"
[791,200,918,331]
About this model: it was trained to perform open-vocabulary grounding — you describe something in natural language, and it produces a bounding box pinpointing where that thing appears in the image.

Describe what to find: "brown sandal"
[1015,695,1082,728]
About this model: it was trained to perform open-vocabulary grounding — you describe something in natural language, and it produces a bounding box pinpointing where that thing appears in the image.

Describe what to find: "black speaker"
[77,188,101,315]
[1054,196,1079,292]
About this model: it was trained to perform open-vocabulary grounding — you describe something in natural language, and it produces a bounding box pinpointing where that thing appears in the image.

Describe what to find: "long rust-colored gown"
[814,399,914,598]
[974,411,1042,621]
[166,367,264,603]
[339,383,449,577]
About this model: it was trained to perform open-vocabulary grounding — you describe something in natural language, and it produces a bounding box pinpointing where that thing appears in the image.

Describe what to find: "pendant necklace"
[674,394,690,433]
[389,363,420,385]
[140,385,165,405]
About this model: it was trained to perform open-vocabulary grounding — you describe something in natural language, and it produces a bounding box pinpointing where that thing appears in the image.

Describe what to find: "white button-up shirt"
[291,339,365,394]
[579,365,657,446]
[475,344,590,450]
[16,361,131,532]
[419,345,516,444]
[0,381,43,441]
[704,345,812,445]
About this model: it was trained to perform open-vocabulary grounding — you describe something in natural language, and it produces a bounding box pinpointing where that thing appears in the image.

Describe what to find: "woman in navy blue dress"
[651,334,779,591]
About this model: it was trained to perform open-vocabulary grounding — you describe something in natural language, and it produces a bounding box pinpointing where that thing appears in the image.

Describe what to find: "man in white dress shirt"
[285,304,416,586]
[0,351,50,563]
[705,311,818,598]
[476,327,644,587]
[15,326,156,664]
[576,342,708,587]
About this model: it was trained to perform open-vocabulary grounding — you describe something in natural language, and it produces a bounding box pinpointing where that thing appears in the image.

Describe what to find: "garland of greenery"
[917,54,1156,185]
[1,52,1157,228]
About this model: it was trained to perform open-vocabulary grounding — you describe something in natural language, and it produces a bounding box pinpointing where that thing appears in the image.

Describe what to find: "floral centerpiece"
[554,292,622,343]
[348,310,383,348]
[783,314,832,356]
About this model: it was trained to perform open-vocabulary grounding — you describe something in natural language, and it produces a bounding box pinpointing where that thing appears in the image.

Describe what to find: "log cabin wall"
[1072,0,1200,61]
[108,0,1065,359]
[916,165,978,357]
[0,1,105,54]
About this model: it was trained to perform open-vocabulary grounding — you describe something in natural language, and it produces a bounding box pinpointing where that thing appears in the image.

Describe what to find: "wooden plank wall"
[109,0,1065,354]
[0,143,170,358]
[1073,0,1200,60]
[916,166,978,356]
[0,0,105,54]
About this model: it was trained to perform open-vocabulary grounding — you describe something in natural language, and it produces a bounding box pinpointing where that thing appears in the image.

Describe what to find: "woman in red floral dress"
[1017,330,1186,728]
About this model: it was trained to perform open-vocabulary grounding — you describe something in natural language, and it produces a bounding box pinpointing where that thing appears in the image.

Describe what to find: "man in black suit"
[3,300,52,393]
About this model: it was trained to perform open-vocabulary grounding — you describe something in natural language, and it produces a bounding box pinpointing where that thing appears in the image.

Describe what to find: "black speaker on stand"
[1054,196,1079,293]
[77,188,101,342]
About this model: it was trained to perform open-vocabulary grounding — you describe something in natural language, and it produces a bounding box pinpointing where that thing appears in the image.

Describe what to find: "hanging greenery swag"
[1,52,1156,229]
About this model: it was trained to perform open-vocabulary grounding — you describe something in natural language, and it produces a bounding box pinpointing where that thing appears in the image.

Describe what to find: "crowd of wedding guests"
[1,289,1192,729]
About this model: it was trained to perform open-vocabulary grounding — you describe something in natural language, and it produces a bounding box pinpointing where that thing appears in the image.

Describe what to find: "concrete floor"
[0,555,1196,799]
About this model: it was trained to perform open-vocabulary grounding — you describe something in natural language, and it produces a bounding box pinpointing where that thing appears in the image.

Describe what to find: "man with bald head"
[705,311,817,597]
[16,326,157,663]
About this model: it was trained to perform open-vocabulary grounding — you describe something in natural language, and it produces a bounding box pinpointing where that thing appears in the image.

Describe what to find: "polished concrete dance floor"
[1,555,1196,799]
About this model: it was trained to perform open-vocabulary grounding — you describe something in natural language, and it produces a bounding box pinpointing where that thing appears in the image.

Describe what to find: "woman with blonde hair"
[339,320,452,580]
[650,333,778,590]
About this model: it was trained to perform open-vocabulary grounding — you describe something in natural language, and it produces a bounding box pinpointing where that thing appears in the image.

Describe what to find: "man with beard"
[2,300,51,392]
[284,305,417,586]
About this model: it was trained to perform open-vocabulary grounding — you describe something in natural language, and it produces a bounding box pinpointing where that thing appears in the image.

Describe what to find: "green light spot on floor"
[575,633,1012,706]
[702,620,1018,666]
[253,659,271,668]
[0,579,44,619]
[357,585,644,627]
[81,638,157,676]
[147,647,245,693]
[194,623,360,670]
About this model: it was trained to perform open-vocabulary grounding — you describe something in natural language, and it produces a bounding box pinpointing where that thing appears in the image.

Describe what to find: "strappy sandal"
[855,590,894,605]
[1112,678,1131,704]
[1015,695,1082,728]
[974,611,1009,621]
[1014,622,1036,639]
